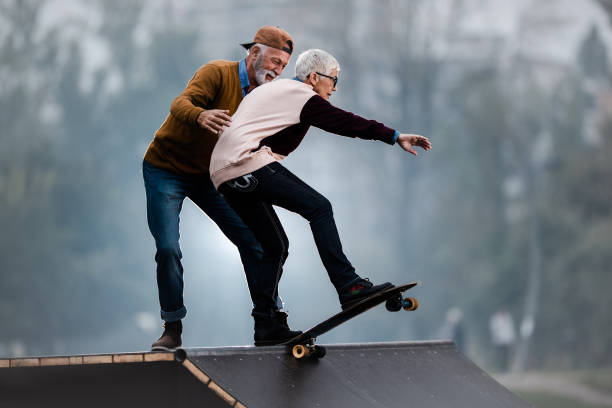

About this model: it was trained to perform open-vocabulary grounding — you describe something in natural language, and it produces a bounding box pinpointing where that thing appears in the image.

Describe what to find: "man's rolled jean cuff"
[161,306,187,322]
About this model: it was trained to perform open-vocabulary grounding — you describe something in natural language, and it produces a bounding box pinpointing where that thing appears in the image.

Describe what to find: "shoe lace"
[350,278,373,293]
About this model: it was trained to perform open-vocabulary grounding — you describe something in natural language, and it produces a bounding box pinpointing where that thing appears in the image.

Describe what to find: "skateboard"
[282,282,419,359]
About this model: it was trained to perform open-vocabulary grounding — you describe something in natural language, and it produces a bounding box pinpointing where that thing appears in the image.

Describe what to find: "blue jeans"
[143,160,280,322]
[219,162,360,315]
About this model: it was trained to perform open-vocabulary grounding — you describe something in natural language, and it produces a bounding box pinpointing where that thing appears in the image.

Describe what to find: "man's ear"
[308,72,318,84]
[250,45,261,59]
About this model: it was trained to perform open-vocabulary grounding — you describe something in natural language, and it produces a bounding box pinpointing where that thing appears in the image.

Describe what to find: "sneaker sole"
[151,345,181,352]
[254,339,284,347]
[255,332,304,347]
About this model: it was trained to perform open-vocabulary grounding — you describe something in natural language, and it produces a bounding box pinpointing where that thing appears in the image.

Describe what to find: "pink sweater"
[210,79,396,189]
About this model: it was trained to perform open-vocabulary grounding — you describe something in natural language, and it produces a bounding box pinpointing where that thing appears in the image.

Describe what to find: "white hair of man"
[245,43,269,57]
[294,49,340,81]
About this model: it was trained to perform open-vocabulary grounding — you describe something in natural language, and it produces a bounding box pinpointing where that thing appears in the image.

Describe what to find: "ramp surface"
[186,341,531,408]
[1,341,531,408]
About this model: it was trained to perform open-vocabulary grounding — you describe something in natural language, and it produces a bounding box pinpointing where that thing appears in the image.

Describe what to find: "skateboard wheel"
[403,297,419,311]
[313,345,326,358]
[292,344,310,359]
[385,295,402,312]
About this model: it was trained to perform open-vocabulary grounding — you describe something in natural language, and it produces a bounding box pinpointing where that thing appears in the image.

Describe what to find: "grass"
[515,390,611,408]
[571,369,612,396]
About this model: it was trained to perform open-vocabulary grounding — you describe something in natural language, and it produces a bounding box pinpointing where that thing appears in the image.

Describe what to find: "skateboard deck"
[283,282,418,359]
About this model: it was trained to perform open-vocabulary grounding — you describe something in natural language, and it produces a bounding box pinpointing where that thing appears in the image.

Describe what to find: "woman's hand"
[397,134,431,155]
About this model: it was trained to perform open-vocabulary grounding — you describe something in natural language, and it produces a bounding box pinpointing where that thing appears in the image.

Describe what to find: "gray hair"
[294,49,340,81]
[245,43,269,57]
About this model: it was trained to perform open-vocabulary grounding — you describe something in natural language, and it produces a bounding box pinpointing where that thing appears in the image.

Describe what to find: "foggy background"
[1,0,611,378]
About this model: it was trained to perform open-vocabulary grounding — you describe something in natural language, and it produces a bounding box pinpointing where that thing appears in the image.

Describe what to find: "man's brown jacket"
[144,60,243,174]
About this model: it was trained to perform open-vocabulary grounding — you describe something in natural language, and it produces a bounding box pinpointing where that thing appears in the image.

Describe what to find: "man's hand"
[197,109,231,134]
[397,133,431,156]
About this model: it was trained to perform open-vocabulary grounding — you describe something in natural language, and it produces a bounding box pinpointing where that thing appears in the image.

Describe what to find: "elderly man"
[210,49,431,346]
[143,26,299,350]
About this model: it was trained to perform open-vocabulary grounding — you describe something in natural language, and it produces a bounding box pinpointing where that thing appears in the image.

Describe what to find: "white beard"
[255,69,277,85]
[253,53,277,85]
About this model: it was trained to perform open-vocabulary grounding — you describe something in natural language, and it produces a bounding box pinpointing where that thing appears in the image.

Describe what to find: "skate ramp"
[0,352,232,408]
[0,341,531,408]
[185,341,531,408]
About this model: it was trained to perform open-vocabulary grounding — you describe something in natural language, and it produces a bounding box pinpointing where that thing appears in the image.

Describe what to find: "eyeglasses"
[316,72,338,87]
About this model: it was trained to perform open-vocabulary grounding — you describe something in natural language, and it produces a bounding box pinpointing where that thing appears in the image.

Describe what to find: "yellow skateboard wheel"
[292,344,310,359]
[403,297,419,311]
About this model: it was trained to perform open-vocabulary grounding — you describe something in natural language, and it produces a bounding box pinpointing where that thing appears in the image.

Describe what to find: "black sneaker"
[339,278,393,310]
[151,320,182,351]
[253,312,302,347]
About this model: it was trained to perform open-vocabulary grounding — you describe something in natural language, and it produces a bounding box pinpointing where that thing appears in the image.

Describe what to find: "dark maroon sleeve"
[299,95,396,145]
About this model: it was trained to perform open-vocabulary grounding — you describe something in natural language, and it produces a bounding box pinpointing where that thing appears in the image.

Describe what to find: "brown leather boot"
[151,320,182,351]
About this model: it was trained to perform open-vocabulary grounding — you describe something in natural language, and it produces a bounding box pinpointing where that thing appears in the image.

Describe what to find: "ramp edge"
[183,340,456,357]
[1,351,176,368]
[182,358,244,407]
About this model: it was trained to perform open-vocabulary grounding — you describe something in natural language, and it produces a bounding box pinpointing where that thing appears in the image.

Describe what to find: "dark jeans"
[143,160,282,322]
[219,162,360,315]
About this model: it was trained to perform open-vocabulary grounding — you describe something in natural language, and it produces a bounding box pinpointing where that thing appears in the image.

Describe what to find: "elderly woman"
[210,49,431,346]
